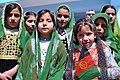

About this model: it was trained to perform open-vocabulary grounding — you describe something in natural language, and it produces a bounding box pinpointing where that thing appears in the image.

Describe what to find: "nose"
[43,20,47,26]
[11,15,15,20]
[83,34,88,42]
[61,16,65,20]
[109,14,113,18]
[32,21,35,26]
[97,25,102,31]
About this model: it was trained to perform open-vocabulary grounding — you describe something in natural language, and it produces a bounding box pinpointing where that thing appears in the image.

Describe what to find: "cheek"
[78,39,82,45]
[77,35,82,45]
[57,17,60,22]
[38,23,42,31]
[16,17,20,22]
[49,23,54,30]
[65,18,70,23]
[7,17,10,22]
[25,22,31,27]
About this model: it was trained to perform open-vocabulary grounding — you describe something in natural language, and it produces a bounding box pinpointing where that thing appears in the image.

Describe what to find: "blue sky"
[0,0,18,4]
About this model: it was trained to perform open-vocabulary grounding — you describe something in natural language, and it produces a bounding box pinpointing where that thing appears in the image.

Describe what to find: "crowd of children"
[0,2,120,80]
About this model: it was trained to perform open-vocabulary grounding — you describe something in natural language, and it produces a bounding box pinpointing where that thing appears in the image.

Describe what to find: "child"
[0,2,24,80]
[92,13,120,66]
[100,4,120,40]
[55,4,75,53]
[23,11,36,46]
[55,4,75,80]
[15,9,67,80]
[24,11,36,34]
[73,18,120,80]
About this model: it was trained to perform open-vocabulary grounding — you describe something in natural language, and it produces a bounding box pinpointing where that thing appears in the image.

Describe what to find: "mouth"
[41,28,49,32]
[10,22,16,24]
[97,32,103,37]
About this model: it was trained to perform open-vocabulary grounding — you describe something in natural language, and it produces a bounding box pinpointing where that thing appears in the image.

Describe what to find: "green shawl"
[15,28,67,80]
[0,2,25,56]
[55,4,75,50]
[92,13,120,66]
[100,5,120,41]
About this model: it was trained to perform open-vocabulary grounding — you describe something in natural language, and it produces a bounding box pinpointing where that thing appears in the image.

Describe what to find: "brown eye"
[57,14,62,18]
[57,14,69,18]
[7,14,12,17]
[95,23,99,26]
[106,13,115,16]
[14,14,20,17]
[101,24,107,28]
[7,14,20,17]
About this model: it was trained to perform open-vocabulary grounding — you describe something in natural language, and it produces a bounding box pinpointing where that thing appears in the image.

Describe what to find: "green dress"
[15,28,67,80]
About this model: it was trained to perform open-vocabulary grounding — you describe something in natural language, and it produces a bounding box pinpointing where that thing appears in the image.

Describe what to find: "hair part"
[24,11,36,22]
[101,4,116,14]
[74,18,96,45]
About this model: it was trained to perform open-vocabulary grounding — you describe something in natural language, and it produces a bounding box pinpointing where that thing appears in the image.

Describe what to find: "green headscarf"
[0,2,26,56]
[16,9,67,80]
[92,13,120,66]
[55,4,75,50]
[100,4,120,41]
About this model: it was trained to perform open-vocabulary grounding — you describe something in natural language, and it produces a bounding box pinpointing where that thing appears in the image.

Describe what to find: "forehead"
[95,18,106,23]
[10,8,20,14]
[27,15,36,20]
[40,12,51,19]
[86,10,95,14]
[105,8,115,13]
[78,25,92,32]
[58,8,69,14]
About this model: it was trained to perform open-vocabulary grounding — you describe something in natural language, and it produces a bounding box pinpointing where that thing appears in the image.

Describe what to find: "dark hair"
[36,9,55,26]
[36,9,55,35]
[73,18,96,45]
[94,17,107,26]
[5,2,22,21]
[101,4,116,14]
[24,11,36,22]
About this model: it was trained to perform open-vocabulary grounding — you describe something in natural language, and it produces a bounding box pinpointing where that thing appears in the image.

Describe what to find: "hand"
[0,73,12,80]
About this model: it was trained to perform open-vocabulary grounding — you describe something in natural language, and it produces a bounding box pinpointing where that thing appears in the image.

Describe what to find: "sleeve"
[105,46,120,79]
[48,41,67,80]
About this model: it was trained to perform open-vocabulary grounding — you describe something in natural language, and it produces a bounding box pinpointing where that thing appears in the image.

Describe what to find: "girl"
[55,4,75,53]
[24,11,36,34]
[55,4,75,80]
[100,4,120,40]
[23,11,36,47]
[92,13,120,66]
[0,2,24,80]
[16,9,67,80]
[73,18,120,80]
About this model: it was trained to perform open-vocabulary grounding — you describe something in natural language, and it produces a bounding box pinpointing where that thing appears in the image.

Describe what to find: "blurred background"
[0,0,120,21]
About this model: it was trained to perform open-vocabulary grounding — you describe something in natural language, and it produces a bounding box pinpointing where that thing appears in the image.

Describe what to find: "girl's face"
[25,15,36,34]
[105,8,116,24]
[38,12,54,38]
[95,19,107,38]
[77,25,96,48]
[7,8,20,29]
[56,8,70,28]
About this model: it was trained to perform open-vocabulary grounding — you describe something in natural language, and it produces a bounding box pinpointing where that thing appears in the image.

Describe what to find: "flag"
[75,54,100,80]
